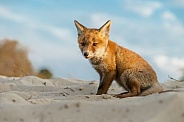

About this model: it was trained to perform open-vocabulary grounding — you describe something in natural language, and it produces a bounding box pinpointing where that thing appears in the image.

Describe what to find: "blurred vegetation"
[180,68,184,81]
[0,39,33,77]
[37,68,53,79]
[0,39,53,79]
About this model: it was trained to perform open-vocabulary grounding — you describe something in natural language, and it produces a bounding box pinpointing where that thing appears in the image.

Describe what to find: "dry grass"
[0,39,33,77]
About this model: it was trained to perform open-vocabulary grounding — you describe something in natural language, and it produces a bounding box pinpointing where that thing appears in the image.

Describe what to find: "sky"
[0,0,184,82]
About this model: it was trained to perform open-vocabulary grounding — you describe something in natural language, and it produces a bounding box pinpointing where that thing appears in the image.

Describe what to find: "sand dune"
[0,76,184,122]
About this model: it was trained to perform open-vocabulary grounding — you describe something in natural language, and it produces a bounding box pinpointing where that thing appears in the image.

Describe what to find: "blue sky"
[0,0,184,82]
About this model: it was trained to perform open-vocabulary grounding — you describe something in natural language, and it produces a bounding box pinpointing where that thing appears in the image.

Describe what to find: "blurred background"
[0,0,183,82]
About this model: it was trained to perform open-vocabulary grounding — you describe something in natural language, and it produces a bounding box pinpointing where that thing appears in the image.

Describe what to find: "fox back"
[74,20,163,98]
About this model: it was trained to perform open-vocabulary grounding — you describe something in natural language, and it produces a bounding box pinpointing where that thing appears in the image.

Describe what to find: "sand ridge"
[0,76,184,122]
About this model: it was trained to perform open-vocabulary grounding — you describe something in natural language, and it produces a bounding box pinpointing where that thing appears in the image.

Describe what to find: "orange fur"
[74,20,163,98]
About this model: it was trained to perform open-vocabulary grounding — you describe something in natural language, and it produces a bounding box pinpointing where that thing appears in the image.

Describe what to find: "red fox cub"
[74,20,163,98]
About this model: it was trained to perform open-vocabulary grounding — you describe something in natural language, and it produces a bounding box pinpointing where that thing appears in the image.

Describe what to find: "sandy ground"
[0,76,184,122]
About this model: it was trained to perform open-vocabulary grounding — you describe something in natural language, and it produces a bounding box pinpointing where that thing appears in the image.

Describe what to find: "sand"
[0,75,184,122]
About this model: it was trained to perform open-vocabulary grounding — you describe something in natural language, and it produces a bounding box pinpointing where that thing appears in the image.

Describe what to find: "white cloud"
[89,13,111,27]
[162,11,176,21]
[0,6,37,28]
[121,0,162,17]
[0,6,24,22]
[44,26,74,42]
[161,11,184,42]
[153,55,184,80]
[0,6,75,44]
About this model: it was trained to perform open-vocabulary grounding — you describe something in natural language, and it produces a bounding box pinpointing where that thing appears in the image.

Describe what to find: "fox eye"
[81,42,85,46]
[93,43,98,46]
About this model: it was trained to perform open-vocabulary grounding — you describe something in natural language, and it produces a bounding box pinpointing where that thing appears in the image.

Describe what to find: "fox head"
[74,20,111,60]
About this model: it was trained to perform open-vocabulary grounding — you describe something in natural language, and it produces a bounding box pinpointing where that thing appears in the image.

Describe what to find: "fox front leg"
[96,71,115,95]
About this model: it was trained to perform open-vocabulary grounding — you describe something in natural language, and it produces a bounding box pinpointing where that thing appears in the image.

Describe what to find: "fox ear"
[99,20,111,37]
[74,20,86,36]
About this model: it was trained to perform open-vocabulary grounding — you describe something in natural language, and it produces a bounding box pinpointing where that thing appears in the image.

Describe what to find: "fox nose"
[83,52,89,57]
